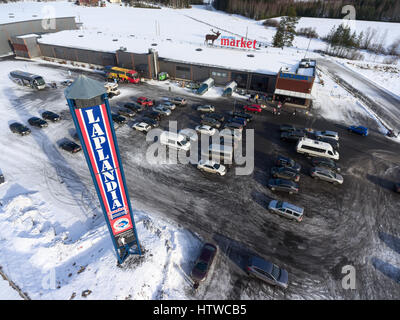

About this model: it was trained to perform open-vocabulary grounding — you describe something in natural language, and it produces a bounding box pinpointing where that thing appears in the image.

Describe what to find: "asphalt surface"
[317,59,400,133]
[4,58,400,299]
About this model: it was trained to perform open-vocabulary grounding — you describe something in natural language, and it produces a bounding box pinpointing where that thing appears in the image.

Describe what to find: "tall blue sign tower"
[65,75,141,264]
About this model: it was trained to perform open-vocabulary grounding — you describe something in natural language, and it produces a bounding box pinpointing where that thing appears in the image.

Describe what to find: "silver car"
[310,167,343,185]
[153,105,172,116]
[197,105,215,112]
[315,130,339,141]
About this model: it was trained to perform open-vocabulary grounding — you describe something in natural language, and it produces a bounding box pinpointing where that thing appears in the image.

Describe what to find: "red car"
[243,104,262,113]
[137,96,154,107]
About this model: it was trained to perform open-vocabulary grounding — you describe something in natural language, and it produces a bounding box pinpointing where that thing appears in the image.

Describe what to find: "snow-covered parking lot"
[0,57,399,300]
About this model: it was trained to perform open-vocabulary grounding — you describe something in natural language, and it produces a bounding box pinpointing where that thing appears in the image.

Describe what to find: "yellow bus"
[104,66,140,83]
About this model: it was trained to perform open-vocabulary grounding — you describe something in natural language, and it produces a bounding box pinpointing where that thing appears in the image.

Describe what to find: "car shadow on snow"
[371,257,400,284]
[3,87,98,228]
[379,231,400,255]
[212,233,264,275]
[366,174,396,192]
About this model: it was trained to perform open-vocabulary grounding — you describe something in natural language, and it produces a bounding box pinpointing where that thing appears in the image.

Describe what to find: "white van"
[202,143,233,163]
[160,131,190,151]
[296,137,339,160]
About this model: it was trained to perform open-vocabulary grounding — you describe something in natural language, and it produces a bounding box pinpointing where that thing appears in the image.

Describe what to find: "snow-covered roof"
[65,75,106,100]
[38,30,298,75]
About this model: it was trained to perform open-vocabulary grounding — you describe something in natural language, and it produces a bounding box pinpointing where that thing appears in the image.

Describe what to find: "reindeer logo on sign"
[205,29,221,45]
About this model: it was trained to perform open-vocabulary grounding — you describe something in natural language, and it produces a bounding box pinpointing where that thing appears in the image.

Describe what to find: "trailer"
[196,78,214,95]
[222,81,237,97]
[9,70,46,90]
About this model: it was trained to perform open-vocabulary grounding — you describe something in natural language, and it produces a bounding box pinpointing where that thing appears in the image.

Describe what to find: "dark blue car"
[348,125,368,136]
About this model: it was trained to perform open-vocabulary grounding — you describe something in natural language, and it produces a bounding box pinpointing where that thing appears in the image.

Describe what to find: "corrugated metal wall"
[0,17,78,57]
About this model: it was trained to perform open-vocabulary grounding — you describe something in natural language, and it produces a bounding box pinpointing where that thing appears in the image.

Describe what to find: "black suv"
[227,117,247,127]
[229,111,252,122]
[124,102,144,112]
[117,107,136,118]
[111,113,127,125]
[60,140,82,153]
[28,117,48,128]
[276,156,301,172]
[201,112,225,122]
[42,111,60,122]
[311,157,341,173]
[144,111,162,121]
[268,178,299,194]
[270,167,300,182]
[141,117,159,128]
[9,122,31,136]
[280,130,305,142]
[201,117,221,128]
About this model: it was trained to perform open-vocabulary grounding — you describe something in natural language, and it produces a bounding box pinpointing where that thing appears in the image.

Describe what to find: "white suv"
[132,122,151,133]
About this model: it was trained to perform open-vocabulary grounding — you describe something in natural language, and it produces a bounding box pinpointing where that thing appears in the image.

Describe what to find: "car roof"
[281,202,304,214]
[249,256,273,272]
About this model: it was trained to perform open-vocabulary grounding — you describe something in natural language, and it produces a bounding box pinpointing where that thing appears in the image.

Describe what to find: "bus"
[104,66,140,84]
[9,70,46,90]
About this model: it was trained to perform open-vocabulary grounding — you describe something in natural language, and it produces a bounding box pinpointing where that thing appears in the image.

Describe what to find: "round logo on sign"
[113,218,130,232]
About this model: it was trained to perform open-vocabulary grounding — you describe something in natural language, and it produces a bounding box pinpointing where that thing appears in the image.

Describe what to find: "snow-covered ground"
[0,59,204,300]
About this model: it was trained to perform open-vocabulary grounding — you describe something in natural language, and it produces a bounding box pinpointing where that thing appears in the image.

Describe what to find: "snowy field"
[0,59,206,300]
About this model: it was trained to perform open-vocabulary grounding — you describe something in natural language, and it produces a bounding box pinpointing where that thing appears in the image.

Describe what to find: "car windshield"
[195,261,208,272]
[35,77,45,85]
[276,201,283,209]
[271,265,281,280]
[213,163,220,169]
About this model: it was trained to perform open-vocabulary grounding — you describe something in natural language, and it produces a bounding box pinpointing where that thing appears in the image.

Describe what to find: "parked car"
[197,160,226,176]
[179,128,198,141]
[59,140,81,153]
[394,183,400,193]
[201,112,225,122]
[268,200,304,222]
[197,105,215,113]
[268,178,299,194]
[195,125,216,136]
[132,122,151,133]
[42,111,60,122]
[28,117,48,128]
[317,137,340,150]
[144,111,162,121]
[243,104,262,113]
[170,97,187,106]
[124,102,144,112]
[220,128,242,141]
[191,243,218,284]
[315,130,339,141]
[348,125,368,136]
[153,105,172,116]
[276,156,301,172]
[310,167,343,185]
[279,124,298,132]
[228,111,253,123]
[223,122,243,131]
[280,130,305,142]
[137,96,154,107]
[162,101,176,110]
[246,256,288,289]
[310,157,341,173]
[9,122,31,136]
[270,167,300,182]
[141,117,159,128]
[111,113,127,125]
[201,117,221,128]
[227,117,247,127]
[117,108,136,118]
